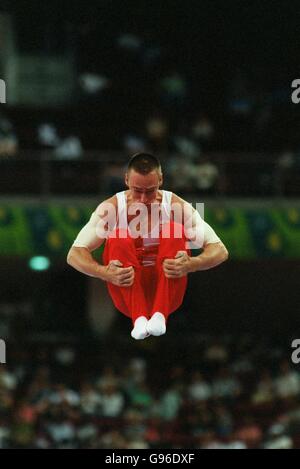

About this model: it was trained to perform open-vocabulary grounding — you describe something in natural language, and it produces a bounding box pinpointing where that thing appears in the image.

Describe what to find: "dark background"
[0,0,299,450]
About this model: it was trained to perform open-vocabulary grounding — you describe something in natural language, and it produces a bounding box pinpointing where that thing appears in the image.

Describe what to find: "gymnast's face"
[125,169,163,205]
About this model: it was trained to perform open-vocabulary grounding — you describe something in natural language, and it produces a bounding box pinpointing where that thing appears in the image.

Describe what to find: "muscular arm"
[188,210,229,271]
[165,193,229,275]
[66,196,116,281]
[67,246,107,280]
[189,242,229,272]
[67,196,135,287]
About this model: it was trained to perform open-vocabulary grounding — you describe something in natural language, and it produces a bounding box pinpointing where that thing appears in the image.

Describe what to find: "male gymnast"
[67,153,228,340]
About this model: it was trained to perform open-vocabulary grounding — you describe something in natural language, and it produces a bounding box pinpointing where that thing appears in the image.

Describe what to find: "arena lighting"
[28,256,50,271]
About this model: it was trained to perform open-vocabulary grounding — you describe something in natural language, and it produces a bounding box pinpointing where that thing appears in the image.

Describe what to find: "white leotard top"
[116,190,173,267]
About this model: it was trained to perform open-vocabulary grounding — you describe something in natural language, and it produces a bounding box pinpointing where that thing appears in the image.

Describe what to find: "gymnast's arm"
[189,237,229,272]
[187,209,229,272]
[67,196,117,281]
[67,197,135,287]
[67,210,108,280]
[170,194,229,273]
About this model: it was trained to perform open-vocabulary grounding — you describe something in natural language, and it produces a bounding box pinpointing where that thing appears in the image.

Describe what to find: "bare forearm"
[67,247,106,280]
[190,243,229,272]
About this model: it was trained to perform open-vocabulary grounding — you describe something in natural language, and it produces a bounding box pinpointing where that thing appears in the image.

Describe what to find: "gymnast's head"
[125,153,163,203]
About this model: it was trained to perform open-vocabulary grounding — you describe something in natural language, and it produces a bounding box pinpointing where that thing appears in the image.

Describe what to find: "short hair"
[127,153,162,175]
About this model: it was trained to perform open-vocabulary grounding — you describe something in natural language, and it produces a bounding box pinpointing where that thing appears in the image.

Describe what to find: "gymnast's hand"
[104,260,135,287]
[163,251,192,278]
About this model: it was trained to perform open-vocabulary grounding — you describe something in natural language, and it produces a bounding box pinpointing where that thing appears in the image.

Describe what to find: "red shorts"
[102,222,190,323]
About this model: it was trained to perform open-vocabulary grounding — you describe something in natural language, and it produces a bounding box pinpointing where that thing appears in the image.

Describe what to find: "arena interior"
[0,0,300,450]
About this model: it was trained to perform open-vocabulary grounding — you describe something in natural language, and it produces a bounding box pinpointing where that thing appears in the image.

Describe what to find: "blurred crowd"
[0,2,299,452]
[1,334,300,449]
[0,11,299,196]
[1,106,299,196]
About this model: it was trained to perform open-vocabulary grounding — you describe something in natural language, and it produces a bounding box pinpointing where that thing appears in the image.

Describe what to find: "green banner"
[0,203,299,259]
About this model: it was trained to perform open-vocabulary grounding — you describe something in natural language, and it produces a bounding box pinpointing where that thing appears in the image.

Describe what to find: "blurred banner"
[0,13,16,91]
[0,203,299,258]
[0,13,75,106]
[8,55,75,106]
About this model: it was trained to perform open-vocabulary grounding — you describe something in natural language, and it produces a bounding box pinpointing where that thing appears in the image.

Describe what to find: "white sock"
[131,316,149,340]
[146,312,166,337]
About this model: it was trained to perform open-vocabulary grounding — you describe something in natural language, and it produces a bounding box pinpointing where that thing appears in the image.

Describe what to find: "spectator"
[122,134,147,154]
[159,383,183,421]
[168,156,195,193]
[0,113,18,158]
[54,135,83,160]
[275,360,300,399]
[159,70,188,111]
[204,340,229,366]
[234,417,263,448]
[252,370,275,405]
[192,155,220,195]
[187,371,212,402]
[79,73,110,95]
[37,123,60,148]
[192,116,215,149]
[145,115,170,153]
[100,383,125,418]
[211,367,242,401]
[79,382,102,416]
